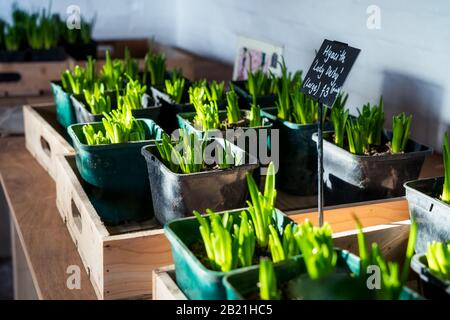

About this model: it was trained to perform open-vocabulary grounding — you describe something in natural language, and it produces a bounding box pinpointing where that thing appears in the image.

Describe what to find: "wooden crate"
[0,59,72,97]
[152,266,187,300]
[153,218,411,300]
[24,103,75,181]
[55,154,172,300]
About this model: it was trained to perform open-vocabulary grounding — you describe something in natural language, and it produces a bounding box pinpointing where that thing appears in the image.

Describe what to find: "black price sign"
[301,40,360,107]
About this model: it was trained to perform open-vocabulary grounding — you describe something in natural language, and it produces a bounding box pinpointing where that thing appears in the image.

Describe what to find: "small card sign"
[301,40,360,107]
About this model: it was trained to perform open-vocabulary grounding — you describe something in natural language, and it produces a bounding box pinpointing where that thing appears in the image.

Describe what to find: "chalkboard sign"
[301,40,360,107]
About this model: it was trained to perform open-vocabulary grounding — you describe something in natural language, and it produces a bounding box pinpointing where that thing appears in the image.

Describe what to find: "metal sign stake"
[318,101,324,227]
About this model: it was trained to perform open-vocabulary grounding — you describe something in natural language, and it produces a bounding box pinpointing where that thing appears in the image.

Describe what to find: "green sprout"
[194,209,238,272]
[83,83,111,115]
[275,63,291,121]
[82,108,145,145]
[123,47,139,81]
[61,57,97,94]
[425,241,450,282]
[191,87,220,131]
[4,25,22,51]
[205,80,225,102]
[357,97,385,146]
[82,124,109,145]
[346,119,368,155]
[294,220,337,280]
[155,130,206,174]
[246,162,277,249]
[101,107,146,143]
[235,211,256,268]
[226,89,241,124]
[165,71,185,104]
[355,217,417,300]
[144,52,166,86]
[330,96,349,148]
[442,132,450,204]
[291,90,320,125]
[249,104,262,128]
[101,50,124,91]
[118,77,147,110]
[259,258,281,300]
[391,113,412,154]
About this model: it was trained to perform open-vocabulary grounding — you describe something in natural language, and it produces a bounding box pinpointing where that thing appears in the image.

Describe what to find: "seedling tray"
[55,154,172,300]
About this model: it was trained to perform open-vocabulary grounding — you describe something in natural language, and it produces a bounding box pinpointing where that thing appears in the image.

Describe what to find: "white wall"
[1,0,449,150]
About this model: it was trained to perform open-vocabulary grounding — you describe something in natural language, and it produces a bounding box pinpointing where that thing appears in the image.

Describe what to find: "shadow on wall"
[381,70,444,152]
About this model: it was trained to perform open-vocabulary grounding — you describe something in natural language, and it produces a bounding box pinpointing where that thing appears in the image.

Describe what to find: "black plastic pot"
[231,80,277,109]
[141,138,259,225]
[65,41,97,61]
[313,131,433,206]
[71,92,159,124]
[411,252,450,299]
[262,107,333,196]
[150,84,194,133]
[404,177,450,253]
[30,47,66,62]
[0,50,26,62]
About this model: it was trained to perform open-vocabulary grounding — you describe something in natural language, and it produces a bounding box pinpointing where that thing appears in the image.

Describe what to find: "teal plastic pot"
[71,92,160,124]
[68,118,163,192]
[261,107,333,196]
[231,81,277,109]
[68,119,164,223]
[223,249,423,300]
[164,208,295,300]
[50,81,76,129]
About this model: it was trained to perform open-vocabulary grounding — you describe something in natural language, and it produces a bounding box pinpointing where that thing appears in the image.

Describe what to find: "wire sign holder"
[300,40,360,226]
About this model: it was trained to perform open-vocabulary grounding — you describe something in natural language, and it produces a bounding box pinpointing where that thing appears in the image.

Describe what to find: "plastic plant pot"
[411,252,450,299]
[68,118,163,191]
[231,80,277,109]
[150,82,193,133]
[0,50,27,62]
[404,177,450,254]
[30,47,66,62]
[164,208,295,300]
[223,249,422,300]
[141,138,258,225]
[262,107,333,196]
[150,81,226,133]
[68,119,164,223]
[65,41,97,61]
[71,92,159,124]
[313,131,432,206]
[50,81,77,129]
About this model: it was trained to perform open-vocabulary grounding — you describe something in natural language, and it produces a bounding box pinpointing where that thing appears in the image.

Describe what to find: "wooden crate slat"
[24,104,75,181]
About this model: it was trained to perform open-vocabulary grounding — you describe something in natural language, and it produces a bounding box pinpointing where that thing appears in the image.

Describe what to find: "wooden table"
[0,133,443,300]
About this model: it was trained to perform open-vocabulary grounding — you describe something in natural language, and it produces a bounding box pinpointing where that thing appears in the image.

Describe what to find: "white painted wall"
[1,0,449,150]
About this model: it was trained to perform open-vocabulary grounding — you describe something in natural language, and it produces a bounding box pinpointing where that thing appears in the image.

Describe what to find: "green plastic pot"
[68,119,164,224]
[231,81,277,109]
[68,118,163,191]
[261,107,333,196]
[223,249,423,300]
[164,208,295,300]
[50,81,77,129]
